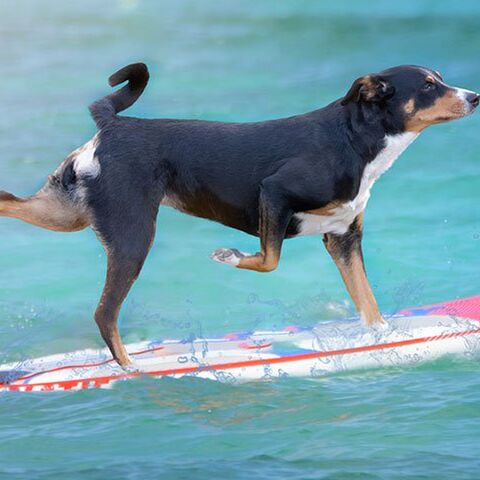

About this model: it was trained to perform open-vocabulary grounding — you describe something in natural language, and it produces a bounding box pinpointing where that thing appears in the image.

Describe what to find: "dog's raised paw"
[210,248,250,267]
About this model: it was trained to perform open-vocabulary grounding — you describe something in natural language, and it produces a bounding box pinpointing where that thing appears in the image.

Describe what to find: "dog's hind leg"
[91,199,159,368]
[0,184,89,232]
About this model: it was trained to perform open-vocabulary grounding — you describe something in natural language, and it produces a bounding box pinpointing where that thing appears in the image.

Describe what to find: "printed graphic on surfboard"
[1,296,480,392]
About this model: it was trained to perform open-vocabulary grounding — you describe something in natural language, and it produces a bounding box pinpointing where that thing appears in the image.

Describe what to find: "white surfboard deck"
[1,296,480,392]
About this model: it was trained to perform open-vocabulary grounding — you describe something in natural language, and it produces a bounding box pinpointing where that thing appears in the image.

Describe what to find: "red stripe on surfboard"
[2,328,480,392]
[11,345,165,383]
[12,343,271,383]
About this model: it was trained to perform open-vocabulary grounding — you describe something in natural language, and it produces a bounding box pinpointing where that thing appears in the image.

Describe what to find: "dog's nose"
[467,92,480,108]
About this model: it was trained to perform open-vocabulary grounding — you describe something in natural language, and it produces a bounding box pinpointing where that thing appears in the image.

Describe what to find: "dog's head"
[342,65,479,132]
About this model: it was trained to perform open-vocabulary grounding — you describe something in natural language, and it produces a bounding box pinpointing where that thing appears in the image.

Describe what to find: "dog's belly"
[161,192,259,235]
[294,196,369,236]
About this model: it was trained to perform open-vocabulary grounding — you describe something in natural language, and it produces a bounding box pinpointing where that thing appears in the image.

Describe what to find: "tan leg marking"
[330,248,383,326]
[0,190,88,232]
[95,258,135,367]
[324,214,384,326]
[211,245,280,272]
[237,244,280,273]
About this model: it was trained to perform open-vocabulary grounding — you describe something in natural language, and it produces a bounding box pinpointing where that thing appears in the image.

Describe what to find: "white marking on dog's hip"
[73,135,100,177]
[295,132,418,236]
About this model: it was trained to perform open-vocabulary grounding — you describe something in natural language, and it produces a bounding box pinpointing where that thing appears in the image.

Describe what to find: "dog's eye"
[422,80,435,91]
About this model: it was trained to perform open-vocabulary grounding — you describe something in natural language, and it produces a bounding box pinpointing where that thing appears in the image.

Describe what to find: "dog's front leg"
[323,213,385,326]
[211,179,292,273]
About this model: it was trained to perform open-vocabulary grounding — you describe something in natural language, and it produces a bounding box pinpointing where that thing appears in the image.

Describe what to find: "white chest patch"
[72,135,100,178]
[295,132,419,236]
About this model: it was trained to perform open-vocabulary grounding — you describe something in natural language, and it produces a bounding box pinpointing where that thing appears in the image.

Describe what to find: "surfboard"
[1,295,480,392]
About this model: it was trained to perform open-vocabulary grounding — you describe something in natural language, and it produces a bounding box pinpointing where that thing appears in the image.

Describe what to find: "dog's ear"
[341,75,394,106]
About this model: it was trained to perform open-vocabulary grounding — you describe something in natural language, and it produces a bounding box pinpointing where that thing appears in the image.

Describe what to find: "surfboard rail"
[1,295,480,392]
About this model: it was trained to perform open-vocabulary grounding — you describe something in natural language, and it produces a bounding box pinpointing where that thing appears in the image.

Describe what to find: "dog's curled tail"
[89,63,150,129]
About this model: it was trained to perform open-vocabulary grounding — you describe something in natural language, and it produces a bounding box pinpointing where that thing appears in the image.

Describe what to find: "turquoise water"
[1,0,480,478]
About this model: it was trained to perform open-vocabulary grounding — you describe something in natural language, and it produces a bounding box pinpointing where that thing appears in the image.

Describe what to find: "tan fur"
[360,75,377,100]
[342,75,380,104]
[323,214,384,326]
[0,190,89,232]
[306,201,341,216]
[237,249,279,272]
[332,250,384,326]
[237,238,281,272]
[405,89,465,132]
[95,260,134,367]
[403,99,415,115]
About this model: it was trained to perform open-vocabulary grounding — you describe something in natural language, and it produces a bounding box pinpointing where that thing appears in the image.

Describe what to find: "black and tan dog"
[0,64,477,368]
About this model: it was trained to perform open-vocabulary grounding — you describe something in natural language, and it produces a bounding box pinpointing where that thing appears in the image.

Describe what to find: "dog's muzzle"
[456,88,480,115]
[466,91,480,109]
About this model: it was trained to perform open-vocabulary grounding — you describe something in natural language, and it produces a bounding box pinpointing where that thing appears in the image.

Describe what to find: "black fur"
[21,63,477,365]
[71,64,480,249]
[89,63,149,129]
[83,99,382,240]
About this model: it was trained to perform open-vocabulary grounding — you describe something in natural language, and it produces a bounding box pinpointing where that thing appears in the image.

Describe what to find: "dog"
[0,63,477,368]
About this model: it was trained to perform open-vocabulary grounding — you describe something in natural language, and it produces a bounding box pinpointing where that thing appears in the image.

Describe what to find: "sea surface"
[0,1,479,478]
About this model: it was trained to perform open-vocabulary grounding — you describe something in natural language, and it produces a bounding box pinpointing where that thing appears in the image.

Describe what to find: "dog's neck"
[343,102,420,164]
[366,131,419,183]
